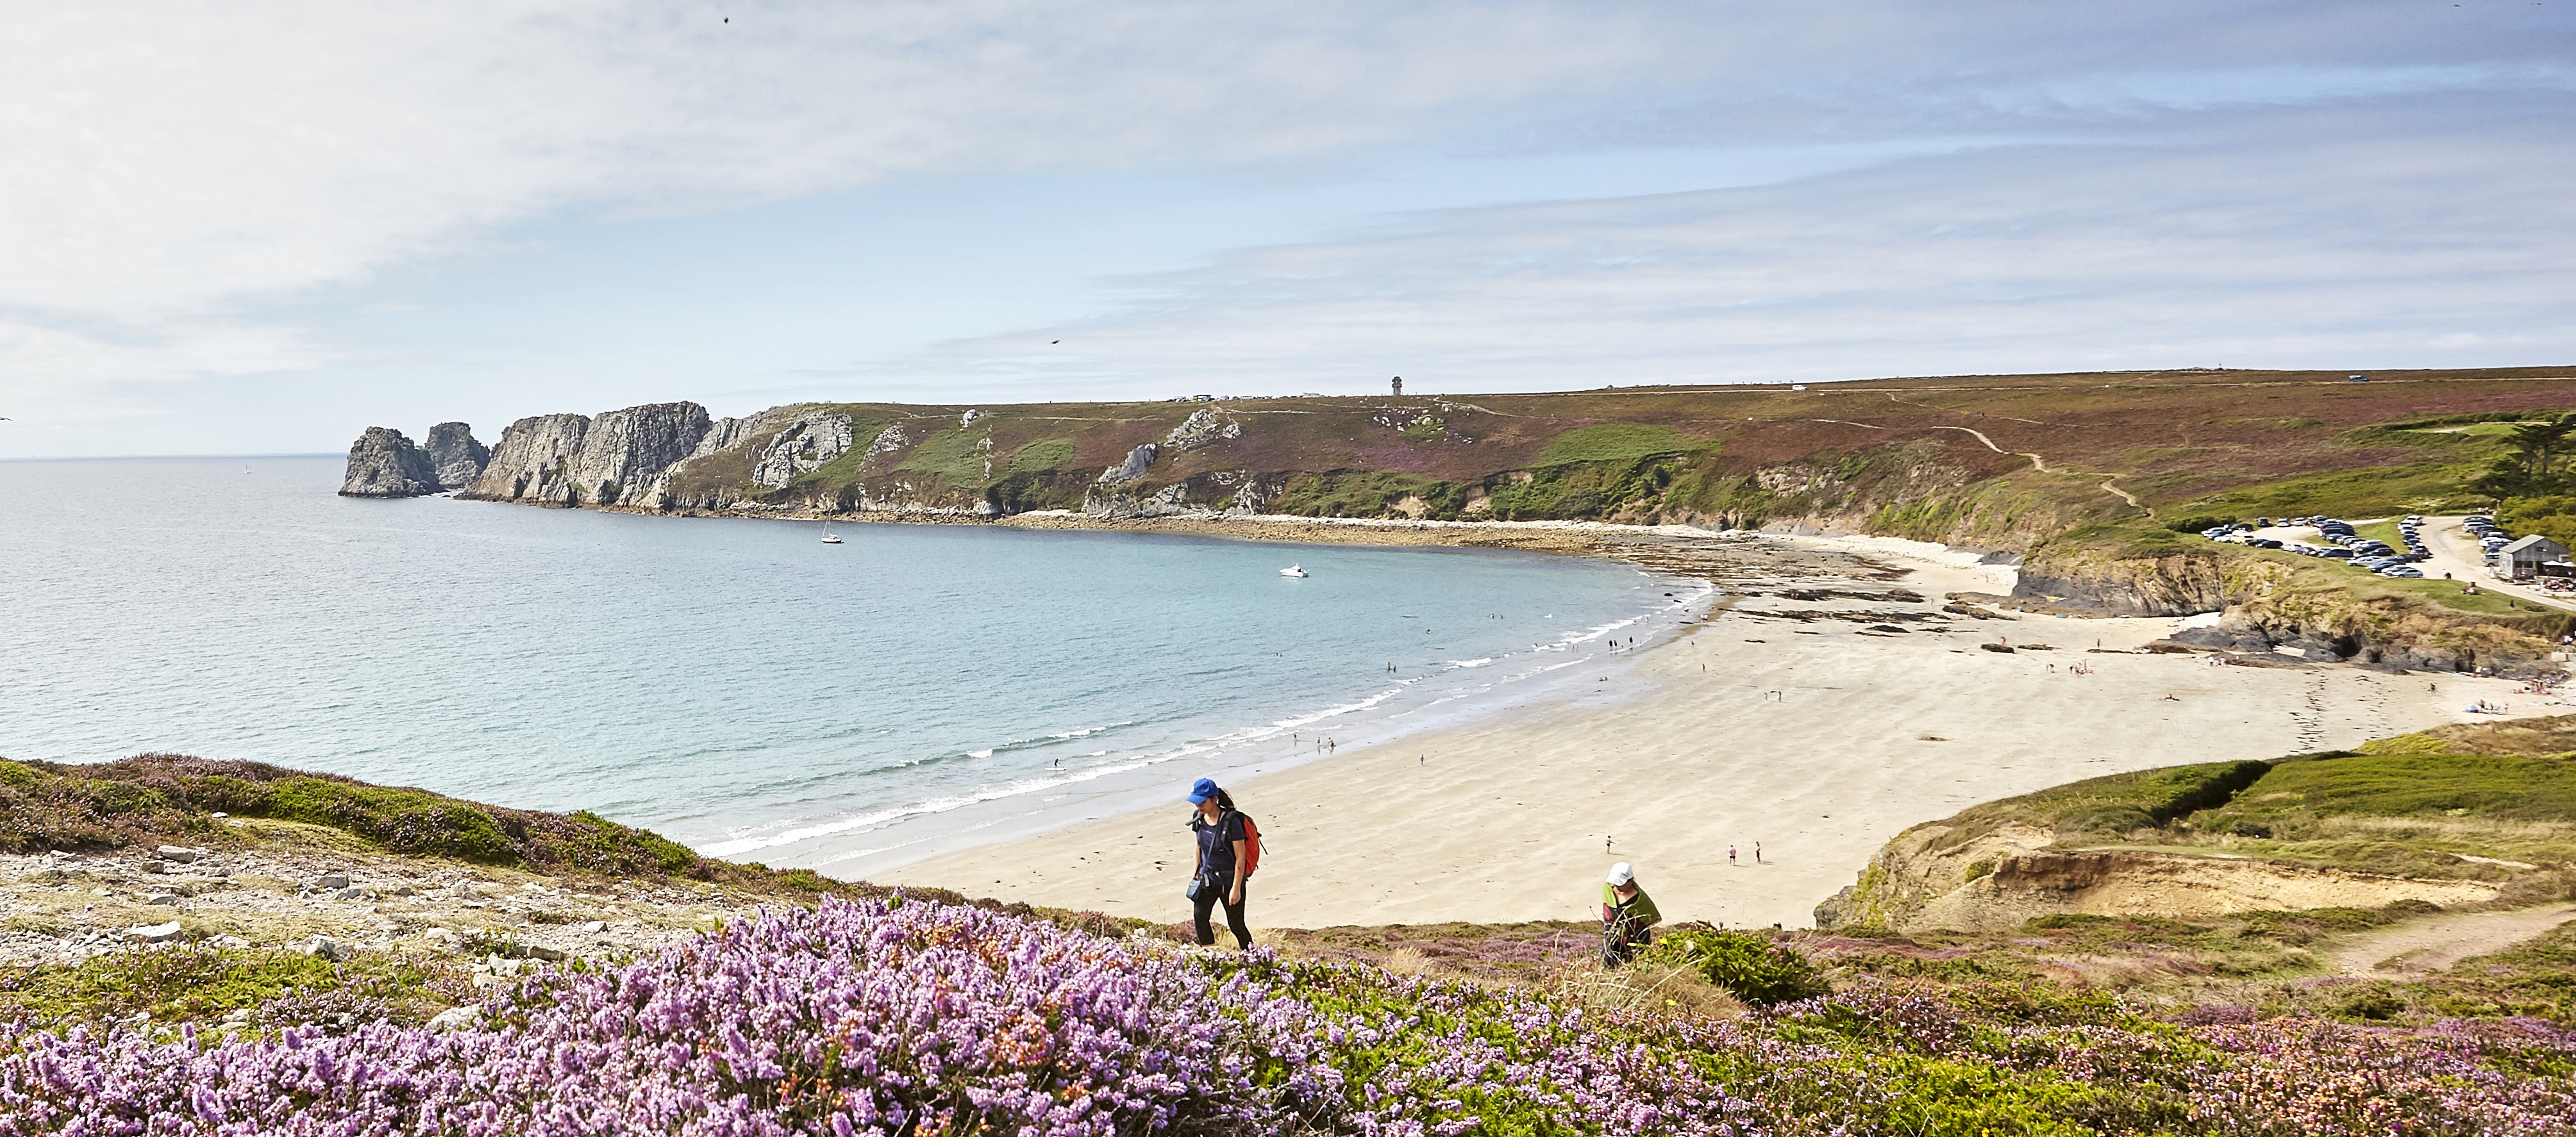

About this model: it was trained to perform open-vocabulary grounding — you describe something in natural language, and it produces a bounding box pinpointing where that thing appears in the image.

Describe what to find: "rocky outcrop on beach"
[2013,553,2232,616]
[462,413,592,504]
[422,423,489,491]
[339,427,440,497]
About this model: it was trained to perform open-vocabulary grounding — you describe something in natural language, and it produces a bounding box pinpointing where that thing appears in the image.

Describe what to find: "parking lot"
[2200,513,2576,616]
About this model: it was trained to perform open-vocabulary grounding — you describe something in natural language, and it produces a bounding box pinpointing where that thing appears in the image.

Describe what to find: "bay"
[0,456,1696,870]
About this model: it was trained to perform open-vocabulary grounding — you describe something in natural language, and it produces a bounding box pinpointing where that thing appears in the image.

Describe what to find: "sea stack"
[337,427,440,497]
[422,422,489,491]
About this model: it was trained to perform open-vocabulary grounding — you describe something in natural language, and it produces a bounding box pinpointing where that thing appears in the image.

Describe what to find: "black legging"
[1192,879,1252,949]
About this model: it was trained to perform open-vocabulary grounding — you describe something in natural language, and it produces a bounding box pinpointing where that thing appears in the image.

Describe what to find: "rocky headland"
[346,367,2576,674]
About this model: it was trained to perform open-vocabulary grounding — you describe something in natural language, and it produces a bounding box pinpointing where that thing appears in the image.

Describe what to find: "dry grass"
[1551,961,1750,1020]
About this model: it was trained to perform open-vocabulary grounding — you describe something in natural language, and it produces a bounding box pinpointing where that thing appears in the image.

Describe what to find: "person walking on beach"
[1600,863,1661,967]
[1753,842,1762,864]
[1185,778,1255,950]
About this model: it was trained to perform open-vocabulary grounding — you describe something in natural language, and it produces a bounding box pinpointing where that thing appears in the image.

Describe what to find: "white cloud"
[883,104,2576,395]
[0,1,2570,448]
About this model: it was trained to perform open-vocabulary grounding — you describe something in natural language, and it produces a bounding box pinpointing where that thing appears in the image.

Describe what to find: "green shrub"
[1536,424,1710,467]
[1645,929,1830,1006]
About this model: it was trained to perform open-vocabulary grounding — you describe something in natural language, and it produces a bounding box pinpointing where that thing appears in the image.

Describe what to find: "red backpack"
[1233,811,1264,877]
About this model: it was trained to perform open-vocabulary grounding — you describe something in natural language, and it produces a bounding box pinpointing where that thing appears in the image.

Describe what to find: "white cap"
[1605,862,1634,886]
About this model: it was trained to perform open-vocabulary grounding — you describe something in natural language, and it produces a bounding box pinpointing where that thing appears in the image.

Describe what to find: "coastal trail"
[1923,424,2150,516]
[2333,902,2576,976]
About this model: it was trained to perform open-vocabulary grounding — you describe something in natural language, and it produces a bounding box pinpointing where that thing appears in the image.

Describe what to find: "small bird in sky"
[1051,340,1060,344]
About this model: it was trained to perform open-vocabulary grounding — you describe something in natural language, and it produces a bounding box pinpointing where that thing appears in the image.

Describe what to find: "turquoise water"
[0,457,1701,872]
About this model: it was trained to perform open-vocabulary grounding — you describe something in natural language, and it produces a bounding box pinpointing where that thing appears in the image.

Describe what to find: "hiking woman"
[1186,777,1254,950]
[1601,862,1662,966]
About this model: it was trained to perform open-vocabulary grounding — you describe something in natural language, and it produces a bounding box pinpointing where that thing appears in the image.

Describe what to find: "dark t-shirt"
[1192,812,1247,879]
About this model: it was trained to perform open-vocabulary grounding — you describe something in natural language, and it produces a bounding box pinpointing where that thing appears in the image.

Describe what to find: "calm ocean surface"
[0,456,1702,872]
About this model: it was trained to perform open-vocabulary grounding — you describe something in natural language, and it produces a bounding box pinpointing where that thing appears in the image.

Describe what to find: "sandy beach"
[881,532,2561,931]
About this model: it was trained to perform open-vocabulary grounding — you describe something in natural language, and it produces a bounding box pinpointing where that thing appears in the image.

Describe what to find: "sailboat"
[821,520,842,545]
[1279,563,1307,577]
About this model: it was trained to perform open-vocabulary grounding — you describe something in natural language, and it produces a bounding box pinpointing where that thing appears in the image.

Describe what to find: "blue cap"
[1187,777,1220,804]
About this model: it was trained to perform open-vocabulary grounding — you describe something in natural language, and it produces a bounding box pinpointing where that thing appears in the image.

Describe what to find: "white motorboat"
[1280,564,1307,577]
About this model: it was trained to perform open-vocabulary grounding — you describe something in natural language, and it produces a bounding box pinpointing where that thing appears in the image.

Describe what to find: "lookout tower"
[1391,376,1403,396]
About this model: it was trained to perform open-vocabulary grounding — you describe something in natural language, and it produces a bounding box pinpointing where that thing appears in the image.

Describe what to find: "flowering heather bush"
[4,897,2573,1136]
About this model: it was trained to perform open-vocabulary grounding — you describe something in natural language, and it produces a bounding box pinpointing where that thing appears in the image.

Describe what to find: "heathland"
[8,725,2576,1133]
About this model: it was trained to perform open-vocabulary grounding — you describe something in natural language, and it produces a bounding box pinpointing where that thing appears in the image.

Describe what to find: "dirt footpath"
[2334,902,2576,975]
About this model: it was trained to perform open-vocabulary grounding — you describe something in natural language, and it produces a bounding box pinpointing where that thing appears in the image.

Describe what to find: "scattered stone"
[582,921,607,934]
[155,845,199,863]
[425,1006,481,1032]
[129,922,185,943]
[1978,642,2016,654]
[144,893,181,906]
[331,887,369,902]
[316,873,351,890]
[212,934,252,949]
[301,936,349,962]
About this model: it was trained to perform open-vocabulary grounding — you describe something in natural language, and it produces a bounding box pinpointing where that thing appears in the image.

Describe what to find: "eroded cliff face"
[339,427,439,497]
[1816,820,2503,933]
[562,403,712,506]
[462,414,591,504]
[422,423,488,491]
[2014,553,2234,616]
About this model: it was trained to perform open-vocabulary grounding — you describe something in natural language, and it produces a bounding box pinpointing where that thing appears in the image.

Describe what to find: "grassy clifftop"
[1827,717,2576,934]
[648,366,2563,545]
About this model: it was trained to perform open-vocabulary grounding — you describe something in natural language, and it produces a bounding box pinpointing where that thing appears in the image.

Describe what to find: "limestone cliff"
[461,414,591,505]
[338,427,440,497]
[422,423,489,491]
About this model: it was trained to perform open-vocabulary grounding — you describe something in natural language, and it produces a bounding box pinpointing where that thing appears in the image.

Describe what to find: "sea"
[0,456,1709,876]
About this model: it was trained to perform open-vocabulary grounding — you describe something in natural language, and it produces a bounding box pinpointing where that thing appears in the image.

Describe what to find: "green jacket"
[1602,884,1662,934]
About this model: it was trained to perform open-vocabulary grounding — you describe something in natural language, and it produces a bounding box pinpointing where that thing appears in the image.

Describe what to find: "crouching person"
[1601,861,1661,967]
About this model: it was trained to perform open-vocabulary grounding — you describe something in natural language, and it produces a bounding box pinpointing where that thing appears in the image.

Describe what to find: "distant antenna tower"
[1391,376,1403,396]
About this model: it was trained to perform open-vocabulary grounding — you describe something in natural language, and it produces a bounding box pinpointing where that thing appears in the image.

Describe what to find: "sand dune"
[882,535,2557,931]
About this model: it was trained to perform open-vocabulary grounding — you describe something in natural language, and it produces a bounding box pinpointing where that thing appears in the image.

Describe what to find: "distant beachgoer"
[1728,844,1737,865]
[1184,778,1253,950]
[2164,694,2180,701]
[1753,842,1762,864]
[1328,738,1336,753]
[1600,863,1662,967]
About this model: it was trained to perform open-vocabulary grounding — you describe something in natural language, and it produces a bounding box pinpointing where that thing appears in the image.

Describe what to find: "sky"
[1,1,2572,458]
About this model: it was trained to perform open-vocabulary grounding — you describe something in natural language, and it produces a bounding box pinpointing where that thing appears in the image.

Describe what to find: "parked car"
[2381,566,2424,578]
